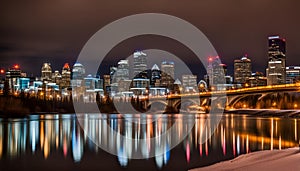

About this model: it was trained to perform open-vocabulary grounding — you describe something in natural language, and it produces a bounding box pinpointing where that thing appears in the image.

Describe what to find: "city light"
[13,64,20,69]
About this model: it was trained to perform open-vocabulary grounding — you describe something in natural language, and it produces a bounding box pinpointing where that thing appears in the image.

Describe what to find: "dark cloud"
[0,0,299,77]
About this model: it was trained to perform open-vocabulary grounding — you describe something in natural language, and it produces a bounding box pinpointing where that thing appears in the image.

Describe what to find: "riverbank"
[225,109,300,117]
[190,147,300,171]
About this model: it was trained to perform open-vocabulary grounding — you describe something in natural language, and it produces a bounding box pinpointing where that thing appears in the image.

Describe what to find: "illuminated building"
[84,75,103,90]
[53,70,62,85]
[118,80,132,92]
[113,60,130,83]
[286,66,300,84]
[41,63,52,82]
[151,64,161,87]
[71,63,85,101]
[61,63,71,88]
[110,66,117,83]
[84,75,103,102]
[266,35,286,85]
[133,50,147,78]
[182,74,197,92]
[130,78,149,95]
[19,78,30,90]
[71,62,85,87]
[248,72,267,87]
[6,64,21,93]
[206,56,226,88]
[234,55,252,84]
[173,78,182,94]
[161,61,175,89]
[103,74,110,94]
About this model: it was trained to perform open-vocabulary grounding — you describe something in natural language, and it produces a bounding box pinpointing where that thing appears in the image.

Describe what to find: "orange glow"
[63,63,70,69]
[0,69,4,74]
[13,64,20,69]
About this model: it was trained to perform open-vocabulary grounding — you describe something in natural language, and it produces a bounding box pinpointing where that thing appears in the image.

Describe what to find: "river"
[0,113,299,171]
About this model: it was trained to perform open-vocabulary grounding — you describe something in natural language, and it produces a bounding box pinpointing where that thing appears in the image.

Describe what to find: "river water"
[0,113,299,171]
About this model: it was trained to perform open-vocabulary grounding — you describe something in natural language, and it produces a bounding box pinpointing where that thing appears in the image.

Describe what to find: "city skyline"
[1,36,298,83]
[1,2,300,171]
[1,1,300,77]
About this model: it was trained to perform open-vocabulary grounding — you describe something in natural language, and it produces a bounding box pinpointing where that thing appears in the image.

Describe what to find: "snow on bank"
[190,148,300,171]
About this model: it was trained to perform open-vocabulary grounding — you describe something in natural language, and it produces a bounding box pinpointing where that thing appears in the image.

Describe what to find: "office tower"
[131,78,150,95]
[161,61,175,88]
[173,78,182,94]
[6,64,21,93]
[61,63,71,88]
[234,55,252,84]
[206,56,226,87]
[72,62,85,87]
[151,64,161,87]
[53,70,62,85]
[248,72,267,87]
[114,59,130,83]
[110,66,117,84]
[286,66,300,84]
[182,75,197,92]
[19,78,30,90]
[133,50,147,78]
[84,74,101,90]
[41,63,52,81]
[266,35,286,85]
[103,75,110,87]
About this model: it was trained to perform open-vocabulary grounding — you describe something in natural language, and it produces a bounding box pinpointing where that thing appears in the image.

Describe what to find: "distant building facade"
[234,56,252,84]
[286,66,300,84]
[133,50,147,78]
[182,74,197,92]
[266,36,286,85]
[161,61,175,89]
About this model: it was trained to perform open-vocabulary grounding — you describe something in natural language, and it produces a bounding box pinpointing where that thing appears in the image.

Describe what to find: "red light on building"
[63,63,70,69]
[13,64,20,69]
[0,69,4,74]
[208,57,213,62]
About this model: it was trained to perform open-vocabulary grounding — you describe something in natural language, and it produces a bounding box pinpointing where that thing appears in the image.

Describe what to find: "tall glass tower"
[161,61,175,88]
[234,55,252,84]
[133,50,147,78]
[266,36,286,85]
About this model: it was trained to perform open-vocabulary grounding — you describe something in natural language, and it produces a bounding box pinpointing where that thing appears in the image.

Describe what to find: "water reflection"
[0,113,299,170]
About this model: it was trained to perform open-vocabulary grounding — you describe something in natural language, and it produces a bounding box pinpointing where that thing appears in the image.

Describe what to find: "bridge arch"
[174,98,200,110]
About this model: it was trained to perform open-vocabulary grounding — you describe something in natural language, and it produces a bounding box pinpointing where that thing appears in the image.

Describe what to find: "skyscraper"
[266,35,286,85]
[182,74,197,92]
[53,70,62,85]
[161,61,175,89]
[234,55,252,84]
[41,63,52,81]
[133,50,147,78]
[72,62,85,87]
[206,56,226,87]
[61,63,71,88]
[151,64,161,87]
[6,64,21,93]
[114,59,129,83]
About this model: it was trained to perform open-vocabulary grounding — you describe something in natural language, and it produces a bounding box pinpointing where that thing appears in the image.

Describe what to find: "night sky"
[0,0,299,78]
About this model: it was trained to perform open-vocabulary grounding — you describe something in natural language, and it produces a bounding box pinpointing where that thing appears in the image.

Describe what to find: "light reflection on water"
[0,113,299,171]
